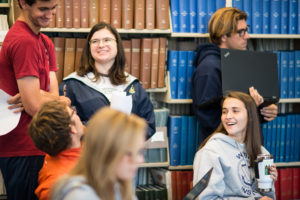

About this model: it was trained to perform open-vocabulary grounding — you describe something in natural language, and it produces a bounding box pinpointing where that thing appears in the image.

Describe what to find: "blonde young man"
[0,0,69,199]
[191,7,278,144]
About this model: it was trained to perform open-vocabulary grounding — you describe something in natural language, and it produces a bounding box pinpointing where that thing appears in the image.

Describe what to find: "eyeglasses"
[89,38,116,46]
[236,26,249,37]
[70,106,77,120]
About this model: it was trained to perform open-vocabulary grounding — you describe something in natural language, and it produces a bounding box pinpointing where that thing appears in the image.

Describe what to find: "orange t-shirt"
[35,147,81,200]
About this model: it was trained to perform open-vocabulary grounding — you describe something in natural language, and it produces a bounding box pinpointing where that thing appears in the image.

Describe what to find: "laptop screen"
[221,49,279,105]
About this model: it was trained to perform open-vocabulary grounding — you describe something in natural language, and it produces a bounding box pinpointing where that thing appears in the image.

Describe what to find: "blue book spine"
[189,0,197,33]
[279,116,286,162]
[270,121,276,157]
[177,51,188,99]
[295,51,300,98]
[216,0,226,10]
[266,121,272,154]
[195,118,200,149]
[288,51,295,98]
[197,0,208,33]
[295,115,300,161]
[288,0,297,34]
[207,0,216,24]
[280,0,288,34]
[274,51,281,93]
[179,0,189,32]
[232,0,243,10]
[262,0,270,34]
[262,123,268,148]
[270,0,281,34]
[243,0,252,33]
[285,115,291,162]
[180,116,188,165]
[170,0,180,32]
[186,51,195,99]
[168,51,178,99]
[187,116,196,165]
[252,0,263,33]
[298,0,300,34]
[280,51,289,98]
[290,115,295,161]
[168,116,181,166]
[272,119,277,158]
[275,116,281,162]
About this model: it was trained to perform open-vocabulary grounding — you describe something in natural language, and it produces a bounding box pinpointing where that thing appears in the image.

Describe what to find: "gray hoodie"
[193,133,275,200]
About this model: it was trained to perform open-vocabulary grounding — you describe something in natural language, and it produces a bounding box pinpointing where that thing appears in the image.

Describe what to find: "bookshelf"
[171,33,300,39]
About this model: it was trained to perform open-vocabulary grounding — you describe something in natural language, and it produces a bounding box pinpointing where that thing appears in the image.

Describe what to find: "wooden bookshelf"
[169,165,193,170]
[279,98,300,103]
[139,162,169,168]
[146,87,167,93]
[0,3,9,8]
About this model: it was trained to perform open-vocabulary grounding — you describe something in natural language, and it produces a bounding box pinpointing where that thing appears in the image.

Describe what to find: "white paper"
[110,91,132,114]
[151,131,165,142]
[0,89,21,135]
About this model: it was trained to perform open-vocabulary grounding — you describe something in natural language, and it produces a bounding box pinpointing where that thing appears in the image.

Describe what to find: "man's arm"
[16,73,70,116]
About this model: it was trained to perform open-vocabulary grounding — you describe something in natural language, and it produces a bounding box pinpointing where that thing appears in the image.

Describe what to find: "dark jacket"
[191,43,223,143]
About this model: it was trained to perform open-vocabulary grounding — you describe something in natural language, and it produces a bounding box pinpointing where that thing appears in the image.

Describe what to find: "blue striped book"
[168,116,181,166]
[189,0,197,33]
[288,51,295,98]
[252,0,263,33]
[280,51,289,98]
[197,0,208,33]
[177,51,188,99]
[288,0,297,34]
[270,0,281,34]
[168,51,179,99]
[281,0,288,34]
[170,0,180,32]
[262,0,270,34]
[179,0,189,32]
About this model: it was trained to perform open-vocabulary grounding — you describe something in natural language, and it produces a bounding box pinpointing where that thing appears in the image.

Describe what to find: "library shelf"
[279,98,300,103]
[41,28,171,35]
[139,162,169,168]
[171,33,300,39]
[169,165,193,170]
[0,3,9,8]
[146,87,168,93]
[275,162,300,167]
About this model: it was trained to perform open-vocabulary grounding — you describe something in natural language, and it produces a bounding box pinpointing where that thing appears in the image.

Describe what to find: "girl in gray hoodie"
[193,91,277,200]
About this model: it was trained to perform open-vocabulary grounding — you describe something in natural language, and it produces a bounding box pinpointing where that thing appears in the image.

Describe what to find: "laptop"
[221,49,279,106]
[183,167,213,200]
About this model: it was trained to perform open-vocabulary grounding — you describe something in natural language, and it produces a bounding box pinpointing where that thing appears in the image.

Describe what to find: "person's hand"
[7,93,24,113]
[269,164,278,182]
[58,96,71,106]
[259,196,273,200]
[249,86,264,106]
[260,104,278,122]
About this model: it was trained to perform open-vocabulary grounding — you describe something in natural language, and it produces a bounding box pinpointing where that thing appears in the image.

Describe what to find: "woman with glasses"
[50,107,146,200]
[60,22,155,139]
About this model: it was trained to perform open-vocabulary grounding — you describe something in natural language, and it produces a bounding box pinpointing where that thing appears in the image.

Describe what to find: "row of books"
[45,0,170,29]
[122,38,167,89]
[136,185,168,199]
[170,170,193,200]
[275,50,300,99]
[170,0,226,33]
[168,115,199,166]
[0,0,8,3]
[262,114,300,163]
[275,167,300,200]
[168,50,195,99]
[154,108,169,127]
[233,0,300,34]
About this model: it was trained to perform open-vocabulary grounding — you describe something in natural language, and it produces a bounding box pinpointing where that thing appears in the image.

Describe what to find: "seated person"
[50,107,146,200]
[193,91,278,200]
[28,101,84,200]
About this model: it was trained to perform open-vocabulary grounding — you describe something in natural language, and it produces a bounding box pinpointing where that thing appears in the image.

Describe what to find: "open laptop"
[221,49,279,106]
[183,167,213,200]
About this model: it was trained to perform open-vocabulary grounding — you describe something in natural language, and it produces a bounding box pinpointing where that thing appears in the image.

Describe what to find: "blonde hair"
[209,7,247,45]
[51,107,147,200]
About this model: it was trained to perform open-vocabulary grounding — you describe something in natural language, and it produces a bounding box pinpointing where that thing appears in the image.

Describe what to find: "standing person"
[193,91,278,199]
[0,0,69,199]
[50,107,146,200]
[28,101,84,200]
[191,7,278,144]
[60,22,155,139]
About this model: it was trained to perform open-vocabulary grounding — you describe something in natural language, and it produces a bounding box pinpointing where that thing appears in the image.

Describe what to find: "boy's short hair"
[28,101,72,156]
[209,7,247,45]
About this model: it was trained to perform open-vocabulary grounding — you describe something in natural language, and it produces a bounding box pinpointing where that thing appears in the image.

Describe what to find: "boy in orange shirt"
[28,101,84,200]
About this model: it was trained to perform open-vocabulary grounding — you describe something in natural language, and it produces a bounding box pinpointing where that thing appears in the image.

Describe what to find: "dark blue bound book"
[207,0,216,25]
[186,51,195,99]
[179,0,189,32]
[288,0,297,34]
[168,116,181,166]
[243,0,252,33]
[197,0,207,33]
[290,115,295,162]
[280,51,289,98]
[177,51,188,99]
[180,116,188,165]
[189,0,197,33]
[288,51,295,98]
[168,51,178,99]
[232,0,243,10]
[269,0,281,34]
[295,115,300,161]
[295,51,300,98]
[262,0,270,34]
[187,116,196,165]
[279,116,286,162]
[170,0,180,32]
[252,0,263,33]
[280,0,288,34]
[216,0,226,10]
[285,115,292,162]
[275,116,281,162]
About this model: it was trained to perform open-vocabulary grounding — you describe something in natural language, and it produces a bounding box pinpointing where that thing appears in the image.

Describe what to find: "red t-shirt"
[0,20,57,157]
[35,147,81,200]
